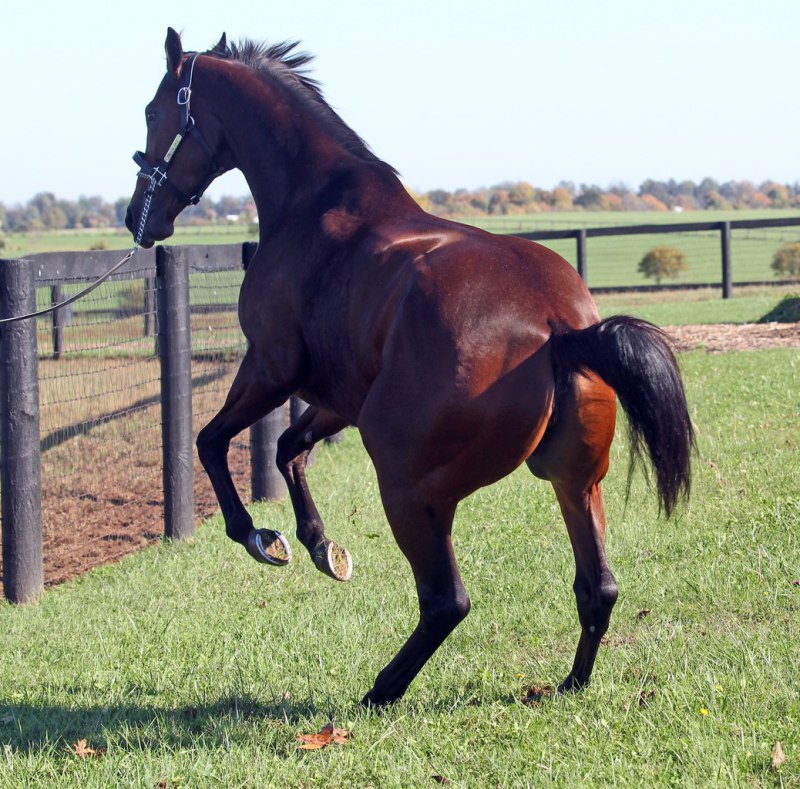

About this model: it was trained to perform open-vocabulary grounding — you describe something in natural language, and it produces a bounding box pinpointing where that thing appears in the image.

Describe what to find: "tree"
[771,242,800,278]
[637,246,688,285]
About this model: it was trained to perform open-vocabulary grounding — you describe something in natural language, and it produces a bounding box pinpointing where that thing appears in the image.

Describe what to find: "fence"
[0,242,292,603]
[1,215,798,602]
[514,215,800,295]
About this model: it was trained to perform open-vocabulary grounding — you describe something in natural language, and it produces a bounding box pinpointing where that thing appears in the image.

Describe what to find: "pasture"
[0,344,798,786]
[4,208,800,289]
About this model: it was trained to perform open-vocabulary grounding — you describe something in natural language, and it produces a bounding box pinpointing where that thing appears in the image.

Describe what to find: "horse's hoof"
[311,539,353,582]
[246,529,292,566]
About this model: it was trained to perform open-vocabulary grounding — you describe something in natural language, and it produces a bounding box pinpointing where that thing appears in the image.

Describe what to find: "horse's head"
[126,28,231,248]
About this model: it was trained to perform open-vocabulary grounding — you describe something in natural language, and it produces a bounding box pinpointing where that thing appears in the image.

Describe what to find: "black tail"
[551,316,694,517]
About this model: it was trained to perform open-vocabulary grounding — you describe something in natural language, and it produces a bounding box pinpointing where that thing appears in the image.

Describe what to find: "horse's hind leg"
[527,370,618,692]
[361,493,469,706]
[196,346,293,566]
[276,406,353,581]
[552,481,618,692]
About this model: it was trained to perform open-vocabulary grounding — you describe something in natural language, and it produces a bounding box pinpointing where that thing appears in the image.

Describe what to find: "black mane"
[215,38,392,170]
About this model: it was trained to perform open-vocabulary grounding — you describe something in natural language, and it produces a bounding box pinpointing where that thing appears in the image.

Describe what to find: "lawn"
[5,209,800,289]
[0,348,798,786]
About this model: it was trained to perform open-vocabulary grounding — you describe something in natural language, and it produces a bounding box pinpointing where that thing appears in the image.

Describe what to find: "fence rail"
[1,215,798,602]
[514,215,800,296]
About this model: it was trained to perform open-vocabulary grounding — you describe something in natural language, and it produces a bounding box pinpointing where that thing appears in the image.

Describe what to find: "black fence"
[0,242,292,603]
[1,215,798,603]
[513,215,800,295]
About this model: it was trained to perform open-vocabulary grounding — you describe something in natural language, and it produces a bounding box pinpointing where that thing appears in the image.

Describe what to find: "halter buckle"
[177,86,191,105]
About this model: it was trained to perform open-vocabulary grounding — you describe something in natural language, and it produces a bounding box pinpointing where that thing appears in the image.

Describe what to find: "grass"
[0,348,798,786]
[595,284,800,325]
[5,209,800,289]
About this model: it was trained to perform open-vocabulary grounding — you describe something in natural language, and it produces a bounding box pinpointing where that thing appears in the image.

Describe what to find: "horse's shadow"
[0,694,325,753]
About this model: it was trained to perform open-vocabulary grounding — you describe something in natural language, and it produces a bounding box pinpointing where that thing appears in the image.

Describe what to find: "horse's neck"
[215,74,415,238]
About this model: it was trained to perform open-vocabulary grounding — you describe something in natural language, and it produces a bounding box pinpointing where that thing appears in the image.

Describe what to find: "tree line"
[1,178,799,233]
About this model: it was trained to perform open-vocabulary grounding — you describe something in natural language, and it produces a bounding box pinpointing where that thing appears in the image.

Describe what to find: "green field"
[0,348,798,786]
[5,209,800,289]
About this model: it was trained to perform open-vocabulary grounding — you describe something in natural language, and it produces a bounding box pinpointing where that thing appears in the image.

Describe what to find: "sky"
[1,0,798,205]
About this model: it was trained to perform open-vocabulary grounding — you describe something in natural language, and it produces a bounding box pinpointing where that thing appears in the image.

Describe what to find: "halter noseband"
[133,53,225,212]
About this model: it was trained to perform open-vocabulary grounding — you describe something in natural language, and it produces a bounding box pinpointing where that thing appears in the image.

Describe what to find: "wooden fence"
[0,242,289,603]
[1,215,798,602]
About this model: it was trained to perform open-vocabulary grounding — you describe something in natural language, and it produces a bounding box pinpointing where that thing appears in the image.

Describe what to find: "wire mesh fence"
[1,216,798,600]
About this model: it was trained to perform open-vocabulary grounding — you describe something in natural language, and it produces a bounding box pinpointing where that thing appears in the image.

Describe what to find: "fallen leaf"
[637,609,652,619]
[522,685,554,705]
[432,775,452,784]
[282,691,291,701]
[257,600,268,608]
[791,580,800,587]
[296,722,351,750]
[771,741,786,770]
[72,739,107,759]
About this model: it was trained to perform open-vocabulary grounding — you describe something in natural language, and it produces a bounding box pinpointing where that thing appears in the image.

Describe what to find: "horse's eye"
[145,111,157,125]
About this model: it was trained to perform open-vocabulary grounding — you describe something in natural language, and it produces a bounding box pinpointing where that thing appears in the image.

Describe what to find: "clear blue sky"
[2,0,797,205]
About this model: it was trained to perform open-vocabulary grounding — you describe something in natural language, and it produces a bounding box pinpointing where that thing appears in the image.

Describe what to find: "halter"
[132,52,226,242]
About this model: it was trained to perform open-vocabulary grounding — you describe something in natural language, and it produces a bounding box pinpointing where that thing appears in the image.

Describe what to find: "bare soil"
[664,321,800,353]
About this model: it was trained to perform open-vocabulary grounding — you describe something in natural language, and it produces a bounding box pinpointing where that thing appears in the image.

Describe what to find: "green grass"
[595,285,800,325]
[1,349,799,786]
[5,210,800,289]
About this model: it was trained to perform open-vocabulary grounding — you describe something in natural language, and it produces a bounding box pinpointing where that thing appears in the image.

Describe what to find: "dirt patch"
[664,322,800,353]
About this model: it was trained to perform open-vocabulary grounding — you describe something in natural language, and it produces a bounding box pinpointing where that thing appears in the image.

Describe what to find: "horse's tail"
[550,316,694,517]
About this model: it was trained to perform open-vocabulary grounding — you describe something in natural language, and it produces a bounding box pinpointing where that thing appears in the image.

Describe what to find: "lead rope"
[0,184,154,326]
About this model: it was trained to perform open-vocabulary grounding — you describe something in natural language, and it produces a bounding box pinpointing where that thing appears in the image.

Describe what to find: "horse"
[126,28,694,706]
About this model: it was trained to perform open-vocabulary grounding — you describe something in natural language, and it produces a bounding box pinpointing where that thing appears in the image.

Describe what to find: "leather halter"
[133,52,225,207]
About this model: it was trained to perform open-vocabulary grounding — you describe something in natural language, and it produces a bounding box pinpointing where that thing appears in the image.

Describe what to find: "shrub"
[89,240,110,251]
[771,242,800,278]
[637,246,688,285]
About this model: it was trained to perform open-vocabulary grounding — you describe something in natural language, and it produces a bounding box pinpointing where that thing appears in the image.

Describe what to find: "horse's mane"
[215,38,394,172]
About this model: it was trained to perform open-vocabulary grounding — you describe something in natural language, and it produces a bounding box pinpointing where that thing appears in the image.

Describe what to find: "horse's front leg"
[276,406,353,581]
[196,346,294,566]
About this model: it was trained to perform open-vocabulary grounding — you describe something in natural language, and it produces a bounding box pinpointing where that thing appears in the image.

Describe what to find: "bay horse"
[126,29,693,706]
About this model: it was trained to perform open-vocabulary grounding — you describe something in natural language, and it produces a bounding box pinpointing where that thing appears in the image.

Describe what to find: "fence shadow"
[0,694,328,753]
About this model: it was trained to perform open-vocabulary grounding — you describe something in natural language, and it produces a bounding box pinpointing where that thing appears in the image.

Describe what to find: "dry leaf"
[637,609,652,619]
[771,741,786,770]
[72,739,106,759]
[432,775,452,784]
[296,722,351,750]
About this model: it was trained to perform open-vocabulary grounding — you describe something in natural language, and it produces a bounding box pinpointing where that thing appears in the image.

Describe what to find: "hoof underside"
[246,529,292,566]
[311,539,353,582]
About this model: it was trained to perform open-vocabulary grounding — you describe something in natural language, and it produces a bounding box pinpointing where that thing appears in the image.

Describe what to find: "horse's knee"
[196,424,227,467]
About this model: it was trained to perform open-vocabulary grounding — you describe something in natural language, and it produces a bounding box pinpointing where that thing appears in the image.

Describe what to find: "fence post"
[156,246,195,540]
[576,229,587,282]
[290,396,316,466]
[720,221,733,299]
[250,405,288,501]
[144,274,156,339]
[51,285,66,359]
[0,258,44,603]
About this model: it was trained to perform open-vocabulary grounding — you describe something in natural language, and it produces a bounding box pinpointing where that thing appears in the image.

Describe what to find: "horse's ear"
[165,27,183,75]
[211,32,228,55]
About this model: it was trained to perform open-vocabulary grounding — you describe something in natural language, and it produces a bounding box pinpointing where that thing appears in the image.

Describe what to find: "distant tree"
[637,246,688,284]
[574,184,605,209]
[508,181,536,207]
[771,242,800,278]
[0,233,6,252]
